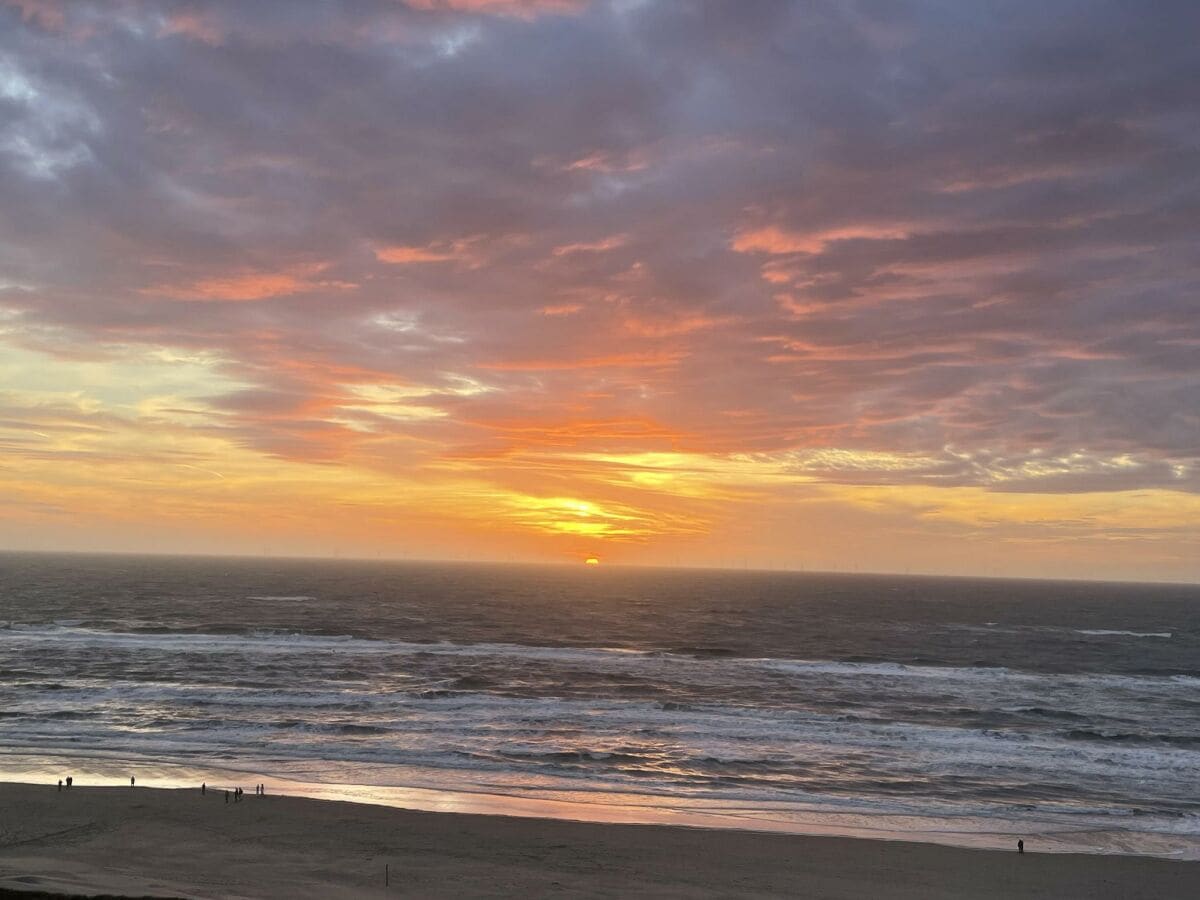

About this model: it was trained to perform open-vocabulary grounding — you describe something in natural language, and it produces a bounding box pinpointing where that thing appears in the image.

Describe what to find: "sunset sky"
[2,1,1198,581]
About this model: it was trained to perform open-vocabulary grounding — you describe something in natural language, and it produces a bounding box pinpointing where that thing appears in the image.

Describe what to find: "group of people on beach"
[58,774,136,789]
[54,775,268,802]
[219,783,266,803]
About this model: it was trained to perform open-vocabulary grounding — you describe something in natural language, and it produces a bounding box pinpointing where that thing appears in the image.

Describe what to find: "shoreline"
[2,753,1197,862]
[0,783,1196,899]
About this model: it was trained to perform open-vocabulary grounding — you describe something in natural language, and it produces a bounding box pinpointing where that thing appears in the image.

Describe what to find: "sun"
[584,556,600,566]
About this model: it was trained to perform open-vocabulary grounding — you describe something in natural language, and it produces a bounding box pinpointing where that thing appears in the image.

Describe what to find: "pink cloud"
[158,10,224,45]
[559,149,651,173]
[142,264,353,302]
[551,234,628,256]
[373,245,458,264]
[373,238,484,266]
[732,224,912,255]
[3,0,64,31]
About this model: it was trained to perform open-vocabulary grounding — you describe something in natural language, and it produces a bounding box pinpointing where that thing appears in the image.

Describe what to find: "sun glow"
[585,556,600,566]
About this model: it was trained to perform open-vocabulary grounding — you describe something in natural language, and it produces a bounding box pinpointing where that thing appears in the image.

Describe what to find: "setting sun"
[585,557,600,566]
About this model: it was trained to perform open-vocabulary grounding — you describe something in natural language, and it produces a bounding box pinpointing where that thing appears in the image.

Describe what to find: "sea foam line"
[2,623,1198,687]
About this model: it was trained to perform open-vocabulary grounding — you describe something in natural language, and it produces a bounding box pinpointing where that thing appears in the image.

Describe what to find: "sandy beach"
[0,784,1195,899]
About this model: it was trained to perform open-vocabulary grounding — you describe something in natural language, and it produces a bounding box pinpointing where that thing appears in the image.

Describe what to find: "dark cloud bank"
[1,0,1198,492]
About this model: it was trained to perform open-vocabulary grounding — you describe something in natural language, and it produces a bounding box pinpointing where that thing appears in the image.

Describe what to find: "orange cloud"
[143,264,351,302]
[620,312,732,337]
[461,416,684,447]
[732,224,910,255]
[374,245,456,264]
[478,349,687,371]
[373,238,482,266]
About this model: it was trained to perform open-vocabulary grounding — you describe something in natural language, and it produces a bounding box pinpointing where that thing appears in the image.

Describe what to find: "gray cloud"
[1,0,1198,489]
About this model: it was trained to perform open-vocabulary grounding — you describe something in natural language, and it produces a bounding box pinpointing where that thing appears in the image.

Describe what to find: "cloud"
[404,0,585,16]
[551,234,628,256]
[1,0,1199,574]
[374,245,459,264]
[142,264,353,302]
[373,239,486,266]
[158,10,224,45]
[3,1,64,31]
[732,224,913,256]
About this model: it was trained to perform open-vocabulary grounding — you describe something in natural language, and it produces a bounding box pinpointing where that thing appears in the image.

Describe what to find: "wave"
[5,682,1198,766]
[1063,729,1200,748]
[5,624,1199,820]
[3,623,1195,685]
[956,623,1179,642]
[1076,629,1173,639]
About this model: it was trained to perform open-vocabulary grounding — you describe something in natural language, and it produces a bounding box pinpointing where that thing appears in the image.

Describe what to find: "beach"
[0,784,1196,899]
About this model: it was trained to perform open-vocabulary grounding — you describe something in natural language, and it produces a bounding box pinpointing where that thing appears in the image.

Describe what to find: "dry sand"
[0,783,1195,899]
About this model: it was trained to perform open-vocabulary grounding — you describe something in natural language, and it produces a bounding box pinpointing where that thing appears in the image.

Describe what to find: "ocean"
[2,552,1198,857]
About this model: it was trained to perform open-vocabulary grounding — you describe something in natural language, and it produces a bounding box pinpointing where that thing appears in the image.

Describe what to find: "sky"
[1,0,1198,581]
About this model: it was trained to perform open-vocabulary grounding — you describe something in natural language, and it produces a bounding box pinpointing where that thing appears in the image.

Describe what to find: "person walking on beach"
[130,776,135,787]
[66,776,72,788]
[225,789,229,804]
[1018,840,1024,854]
[57,779,62,792]
[201,782,206,795]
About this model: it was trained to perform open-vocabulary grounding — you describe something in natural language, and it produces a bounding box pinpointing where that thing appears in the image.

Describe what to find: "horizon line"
[1,546,1196,589]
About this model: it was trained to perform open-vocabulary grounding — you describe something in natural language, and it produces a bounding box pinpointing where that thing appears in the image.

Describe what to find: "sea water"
[1,552,1197,857]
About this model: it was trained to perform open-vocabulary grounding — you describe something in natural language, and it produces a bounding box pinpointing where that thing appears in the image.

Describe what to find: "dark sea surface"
[2,552,1198,856]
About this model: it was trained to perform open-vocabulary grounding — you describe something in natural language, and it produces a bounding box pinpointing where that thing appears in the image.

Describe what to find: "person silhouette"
[201,782,206,795]
[57,779,62,792]
[130,776,135,787]
[1018,839,1025,854]
[66,776,72,788]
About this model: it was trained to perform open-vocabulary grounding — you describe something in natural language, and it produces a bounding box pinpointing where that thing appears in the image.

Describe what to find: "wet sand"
[0,783,1195,899]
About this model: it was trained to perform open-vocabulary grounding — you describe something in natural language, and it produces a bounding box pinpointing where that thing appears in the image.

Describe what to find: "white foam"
[1076,629,1173,638]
